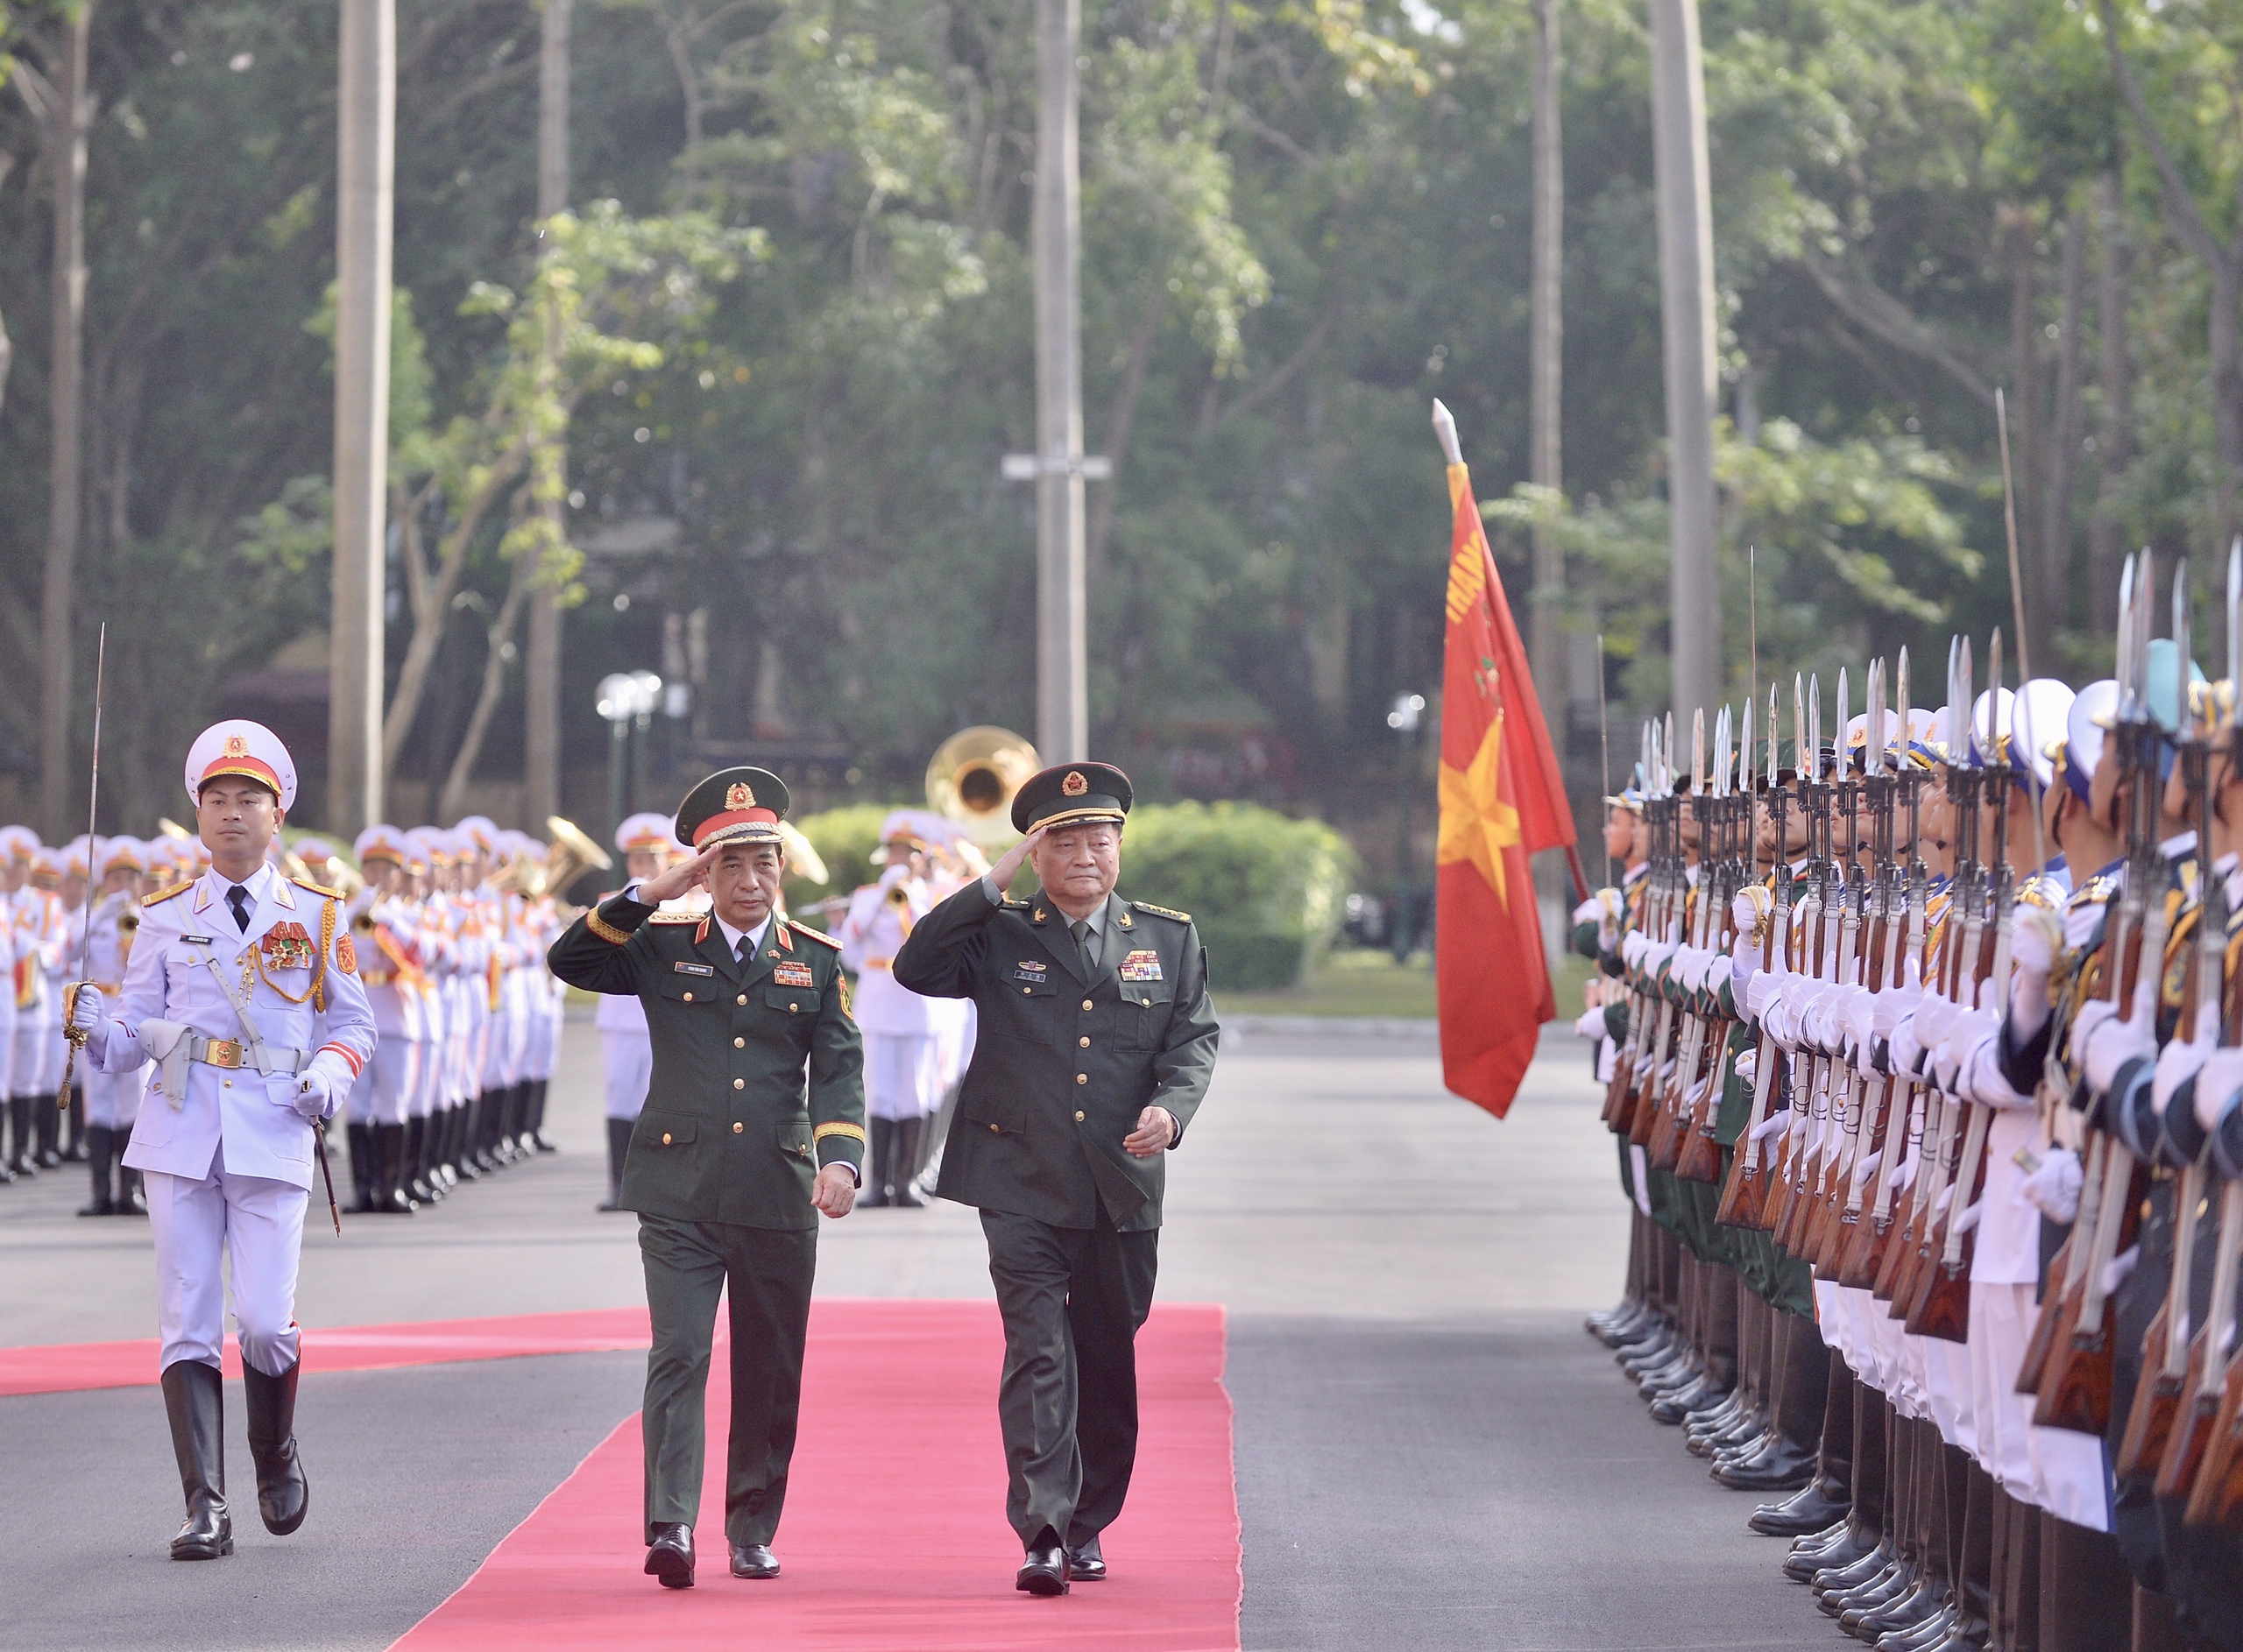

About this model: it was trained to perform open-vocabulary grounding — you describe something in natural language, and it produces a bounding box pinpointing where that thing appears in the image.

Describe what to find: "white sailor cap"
[2010,680,2077,795]
[98,837,146,878]
[616,812,676,855]
[0,826,41,865]
[452,815,500,855]
[355,824,408,866]
[185,719,297,811]
[61,836,93,878]
[2064,681,2119,803]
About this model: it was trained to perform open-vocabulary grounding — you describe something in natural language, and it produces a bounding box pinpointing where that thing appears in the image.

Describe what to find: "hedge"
[786,798,1355,991]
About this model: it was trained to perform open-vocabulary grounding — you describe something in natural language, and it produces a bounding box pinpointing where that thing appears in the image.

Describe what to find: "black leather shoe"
[160,1360,233,1560]
[1065,1534,1106,1580]
[645,1522,696,1588]
[243,1359,309,1536]
[729,1541,779,1578]
[1783,1523,1872,1582]
[1715,1437,1815,1492]
[1750,1476,1850,1536]
[1016,1541,1071,1596]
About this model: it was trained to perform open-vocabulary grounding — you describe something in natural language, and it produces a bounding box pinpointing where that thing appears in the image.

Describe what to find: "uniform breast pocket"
[658,971,719,1009]
[764,985,817,1020]
[1117,985,1173,1049]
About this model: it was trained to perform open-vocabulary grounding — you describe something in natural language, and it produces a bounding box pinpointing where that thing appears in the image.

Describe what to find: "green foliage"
[1118,801,1355,988]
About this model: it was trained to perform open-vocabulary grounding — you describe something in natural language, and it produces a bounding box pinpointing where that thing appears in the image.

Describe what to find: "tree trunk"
[1529,0,1565,710]
[2039,202,2086,643]
[38,4,93,842]
[522,0,570,829]
[2090,172,2133,632]
[1999,204,2046,665]
[438,544,534,820]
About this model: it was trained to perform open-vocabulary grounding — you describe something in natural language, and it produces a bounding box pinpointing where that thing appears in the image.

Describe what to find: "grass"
[1212,946,1601,1022]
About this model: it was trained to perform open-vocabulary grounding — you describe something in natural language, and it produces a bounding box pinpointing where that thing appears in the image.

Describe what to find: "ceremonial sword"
[58,624,105,1108]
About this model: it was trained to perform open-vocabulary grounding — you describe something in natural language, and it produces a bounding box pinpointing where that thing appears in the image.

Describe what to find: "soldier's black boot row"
[76,1124,117,1217]
[160,1359,232,1560]
[1716,1310,1824,1492]
[1757,1352,1855,1536]
[1589,1206,1654,1345]
[243,1359,309,1536]
[598,1117,631,1212]
[346,1121,378,1213]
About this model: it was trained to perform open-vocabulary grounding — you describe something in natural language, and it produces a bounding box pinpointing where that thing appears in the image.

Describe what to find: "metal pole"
[1648,0,1720,720]
[523,0,570,828]
[1527,0,1565,707]
[1033,0,1088,762]
[330,0,395,834]
[37,2,91,843]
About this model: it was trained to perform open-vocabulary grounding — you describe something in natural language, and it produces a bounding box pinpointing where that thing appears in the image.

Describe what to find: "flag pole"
[1597,632,1612,888]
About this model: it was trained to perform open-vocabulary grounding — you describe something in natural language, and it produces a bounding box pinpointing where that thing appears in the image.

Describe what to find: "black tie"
[227,886,252,934]
[1071,918,1097,980]
[737,932,752,964]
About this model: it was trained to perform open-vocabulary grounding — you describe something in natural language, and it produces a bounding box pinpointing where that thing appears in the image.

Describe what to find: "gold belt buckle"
[207,1039,244,1070]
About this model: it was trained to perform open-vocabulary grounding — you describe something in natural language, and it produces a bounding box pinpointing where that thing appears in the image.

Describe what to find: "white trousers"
[349,1039,421,1126]
[144,1141,307,1377]
[602,1031,652,1121]
[83,1066,146,1131]
[863,1033,940,1121]
[10,1015,42,1099]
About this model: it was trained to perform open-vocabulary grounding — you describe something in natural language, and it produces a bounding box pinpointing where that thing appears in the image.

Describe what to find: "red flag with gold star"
[1435,453,1574,1117]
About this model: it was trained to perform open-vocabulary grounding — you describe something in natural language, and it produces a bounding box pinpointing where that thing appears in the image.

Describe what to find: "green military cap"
[675,766,791,851]
[1012,760,1132,834]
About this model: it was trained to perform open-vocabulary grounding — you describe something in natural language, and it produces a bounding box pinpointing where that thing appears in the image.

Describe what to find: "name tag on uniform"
[1119,950,1163,982]
[673,962,714,977]
[1011,960,1048,983]
[774,962,815,988]
[181,935,214,946]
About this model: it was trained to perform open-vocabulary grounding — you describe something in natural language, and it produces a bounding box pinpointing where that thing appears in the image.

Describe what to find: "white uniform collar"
[195,859,293,916]
[714,912,773,959]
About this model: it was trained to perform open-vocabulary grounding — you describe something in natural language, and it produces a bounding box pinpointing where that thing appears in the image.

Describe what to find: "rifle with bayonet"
[1717,683,1794,1229]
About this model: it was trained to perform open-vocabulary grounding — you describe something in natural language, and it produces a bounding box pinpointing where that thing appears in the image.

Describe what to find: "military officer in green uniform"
[548,766,866,1592]
[893,760,1220,1597]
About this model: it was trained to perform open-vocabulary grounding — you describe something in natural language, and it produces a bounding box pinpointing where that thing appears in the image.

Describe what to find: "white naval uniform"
[346,895,428,1127]
[80,890,149,1131]
[11,885,62,1098]
[838,871,951,1121]
[90,864,377,1375]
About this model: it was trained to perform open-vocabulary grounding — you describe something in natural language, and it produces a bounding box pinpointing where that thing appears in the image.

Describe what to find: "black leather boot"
[893,1116,929,1206]
[9,1094,39,1174]
[243,1359,309,1536]
[120,1165,147,1214]
[35,1091,61,1167]
[66,1086,88,1160]
[75,1124,116,1216]
[345,1122,377,1212]
[377,1123,416,1212]
[161,1360,232,1559]
[405,1115,435,1202]
[863,1119,894,1206]
[598,1117,632,1212]
[530,1078,558,1152]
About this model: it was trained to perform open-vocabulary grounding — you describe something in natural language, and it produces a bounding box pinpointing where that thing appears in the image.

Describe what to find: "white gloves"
[2008,906,2062,1041]
[65,982,108,1035]
[2197,1047,2243,1135]
[2081,972,2159,1093]
[290,1049,358,1123]
[2151,1006,2218,1119]
[1574,1005,1607,1042]
[2020,1147,2083,1224]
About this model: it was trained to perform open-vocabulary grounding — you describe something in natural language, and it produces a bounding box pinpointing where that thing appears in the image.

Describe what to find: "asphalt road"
[0,1017,1820,1650]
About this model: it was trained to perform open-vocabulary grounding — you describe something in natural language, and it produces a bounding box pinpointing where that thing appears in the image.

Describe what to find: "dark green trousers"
[637,1213,816,1546]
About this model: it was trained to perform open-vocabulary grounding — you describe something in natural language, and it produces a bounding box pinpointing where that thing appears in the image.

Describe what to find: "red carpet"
[0,1307,655,1398]
[394,1297,1241,1652]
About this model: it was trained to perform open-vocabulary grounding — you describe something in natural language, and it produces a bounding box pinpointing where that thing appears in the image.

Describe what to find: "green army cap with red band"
[1010,761,1132,835]
[675,766,791,851]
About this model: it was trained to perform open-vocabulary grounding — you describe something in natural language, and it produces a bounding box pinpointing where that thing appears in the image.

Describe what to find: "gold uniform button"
[223,1078,232,1088]
[732,1122,744,1134]
[737,994,747,1005]
[989,1122,1001,1133]
[733,1037,745,1048]
[683,992,694,1002]
[1074,1111,1086,1122]
[1076,1073,1088,1085]
[733,1078,746,1090]
[1022,985,1033,995]
[1082,999,1093,1011]
[1079,1036,1090,1048]
[661,1133,673,1145]
[789,1003,798,1013]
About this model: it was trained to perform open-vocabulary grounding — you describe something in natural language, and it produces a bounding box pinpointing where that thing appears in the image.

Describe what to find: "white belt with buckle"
[189,1035,311,1077]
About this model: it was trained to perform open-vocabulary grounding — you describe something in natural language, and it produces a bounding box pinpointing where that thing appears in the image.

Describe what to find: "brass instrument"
[926,725,1038,848]
[284,848,367,899]
[778,821,829,886]
[503,815,614,901]
[156,817,194,842]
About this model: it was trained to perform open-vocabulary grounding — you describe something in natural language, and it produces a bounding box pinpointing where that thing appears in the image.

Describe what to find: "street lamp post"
[1388,692,1425,959]
[597,671,662,837]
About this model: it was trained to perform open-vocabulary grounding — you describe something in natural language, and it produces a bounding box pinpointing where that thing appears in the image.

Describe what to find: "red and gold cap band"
[690,808,781,848]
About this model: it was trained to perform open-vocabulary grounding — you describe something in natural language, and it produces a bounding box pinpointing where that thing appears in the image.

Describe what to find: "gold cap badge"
[225,734,249,757]
[1061,771,1088,797]
[725,781,755,810]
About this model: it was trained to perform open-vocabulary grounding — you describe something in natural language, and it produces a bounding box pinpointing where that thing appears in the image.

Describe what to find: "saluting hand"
[636,840,724,905]
[987,827,1046,897]
[1123,1106,1176,1157]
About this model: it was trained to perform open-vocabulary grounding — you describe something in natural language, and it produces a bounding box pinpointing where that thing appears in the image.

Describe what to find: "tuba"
[926,726,1038,849]
[527,815,614,901]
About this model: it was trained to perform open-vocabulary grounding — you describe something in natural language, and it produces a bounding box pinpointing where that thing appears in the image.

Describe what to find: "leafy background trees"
[0,0,2239,879]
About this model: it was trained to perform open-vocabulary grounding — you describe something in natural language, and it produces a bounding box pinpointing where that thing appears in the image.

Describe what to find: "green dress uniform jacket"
[892,884,1219,1232]
[548,895,867,1223]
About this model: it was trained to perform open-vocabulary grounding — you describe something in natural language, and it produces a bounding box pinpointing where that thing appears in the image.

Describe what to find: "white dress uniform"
[81,879,149,1132]
[838,866,940,1120]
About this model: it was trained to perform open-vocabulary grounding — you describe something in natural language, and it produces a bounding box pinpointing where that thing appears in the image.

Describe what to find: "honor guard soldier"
[892,761,1220,1595]
[78,836,150,1217]
[593,812,682,1211]
[65,720,376,1561]
[548,767,866,1590]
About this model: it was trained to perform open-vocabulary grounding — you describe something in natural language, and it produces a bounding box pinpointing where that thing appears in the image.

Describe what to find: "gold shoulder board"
[647,911,702,925]
[1131,901,1192,923]
[143,879,195,907]
[290,877,343,900]
[788,921,843,950]
[1001,898,1032,910]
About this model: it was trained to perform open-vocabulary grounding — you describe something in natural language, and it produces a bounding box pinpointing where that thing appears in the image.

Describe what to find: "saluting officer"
[66,721,376,1561]
[892,761,1220,1596]
[548,766,866,1592]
